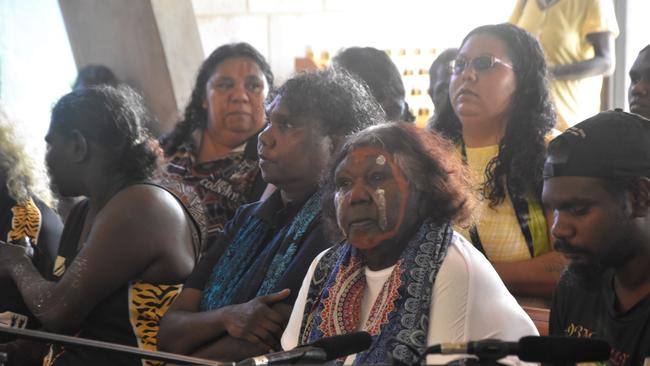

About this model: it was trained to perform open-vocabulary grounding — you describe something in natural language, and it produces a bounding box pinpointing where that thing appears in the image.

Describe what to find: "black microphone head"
[518,336,611,363]
[309,331,373,360]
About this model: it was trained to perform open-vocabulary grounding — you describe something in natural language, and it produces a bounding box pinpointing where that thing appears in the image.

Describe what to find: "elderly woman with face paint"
[282,123,538,365]
[157,69,384,362]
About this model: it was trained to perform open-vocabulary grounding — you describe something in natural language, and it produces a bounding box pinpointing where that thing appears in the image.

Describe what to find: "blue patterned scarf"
[200,191,322,311]
[299,218,452,365]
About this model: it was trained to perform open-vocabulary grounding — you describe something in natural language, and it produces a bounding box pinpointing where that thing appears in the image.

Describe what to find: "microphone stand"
[0,326,231,366]
[419,341,511,366]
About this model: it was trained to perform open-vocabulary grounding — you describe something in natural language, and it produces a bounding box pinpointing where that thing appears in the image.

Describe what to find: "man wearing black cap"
[543,110,650,366]
[629,45,650,119]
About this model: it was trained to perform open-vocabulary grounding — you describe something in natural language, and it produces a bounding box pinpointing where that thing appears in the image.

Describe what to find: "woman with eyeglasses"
[432,23,564,306]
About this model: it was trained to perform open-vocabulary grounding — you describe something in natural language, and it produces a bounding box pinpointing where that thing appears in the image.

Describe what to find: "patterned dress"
[160,134,266,249]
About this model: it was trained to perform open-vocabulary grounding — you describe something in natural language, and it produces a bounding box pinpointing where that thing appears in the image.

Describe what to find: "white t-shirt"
[281,232,539,364]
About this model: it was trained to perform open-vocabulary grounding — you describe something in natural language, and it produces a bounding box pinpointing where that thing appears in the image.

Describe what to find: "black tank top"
[44,181,205,366]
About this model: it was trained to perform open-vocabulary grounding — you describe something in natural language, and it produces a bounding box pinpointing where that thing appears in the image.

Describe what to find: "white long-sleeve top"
[281,232,538,365]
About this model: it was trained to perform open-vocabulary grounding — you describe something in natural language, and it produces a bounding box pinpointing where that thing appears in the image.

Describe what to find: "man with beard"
[629,45,650,119]
[542,110,650,366]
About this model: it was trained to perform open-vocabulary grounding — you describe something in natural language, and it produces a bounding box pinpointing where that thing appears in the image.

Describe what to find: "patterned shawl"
[299,218,453,365]
[200,191,322,311]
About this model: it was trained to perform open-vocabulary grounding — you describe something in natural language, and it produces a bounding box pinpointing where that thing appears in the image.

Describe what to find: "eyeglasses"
[450,55,513,75]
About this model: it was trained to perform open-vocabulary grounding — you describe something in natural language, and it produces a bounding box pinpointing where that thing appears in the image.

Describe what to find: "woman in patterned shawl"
[157,68,385,362]
[282,123,538,365]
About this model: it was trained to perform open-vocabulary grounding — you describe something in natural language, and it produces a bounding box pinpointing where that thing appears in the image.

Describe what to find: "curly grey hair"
[0,105,55,207]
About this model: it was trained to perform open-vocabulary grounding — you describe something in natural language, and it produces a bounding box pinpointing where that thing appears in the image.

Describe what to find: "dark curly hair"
[322,122,476,238]
[275,68,385,140]
[431,23,555,206]
[333,47,415,123]
[161,42,274,156]
[50,85,159,181]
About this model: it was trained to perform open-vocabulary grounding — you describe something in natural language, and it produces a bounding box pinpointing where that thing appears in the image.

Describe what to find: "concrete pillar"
[58,0,204,134]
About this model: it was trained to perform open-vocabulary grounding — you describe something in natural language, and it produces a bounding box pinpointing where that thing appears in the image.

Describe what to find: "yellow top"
[510,0,619,130]
[456,145,531,262]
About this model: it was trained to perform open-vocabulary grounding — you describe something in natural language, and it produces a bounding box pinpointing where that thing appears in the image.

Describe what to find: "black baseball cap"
[544,109,650,179]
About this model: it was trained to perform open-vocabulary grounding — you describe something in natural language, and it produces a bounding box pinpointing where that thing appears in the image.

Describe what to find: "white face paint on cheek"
[373,188,387,231]
[334,192,348,237]
[373,156,388,231]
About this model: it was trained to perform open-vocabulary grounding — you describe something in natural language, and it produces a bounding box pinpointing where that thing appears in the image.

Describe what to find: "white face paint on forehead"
[376,155,386,166]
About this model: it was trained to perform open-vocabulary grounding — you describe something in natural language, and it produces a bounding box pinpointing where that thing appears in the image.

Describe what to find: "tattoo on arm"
[543,259,566,273]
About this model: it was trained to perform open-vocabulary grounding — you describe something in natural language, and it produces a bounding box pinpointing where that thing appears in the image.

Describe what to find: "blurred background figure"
[433,23,563,306]
[628,44,650,119]
[160,43,273,250]
[510,0,619,130]
[428,48,458,116]
[0,105,63,364]
[71,64,119,90]
[333,46,416,123]
[426,48,458,129]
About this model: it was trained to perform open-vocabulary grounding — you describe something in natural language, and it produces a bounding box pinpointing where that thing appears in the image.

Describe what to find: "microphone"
[426,336,610,363]
[236,331,372,366]
[432,339,517,361]
[307,331,372,360]
[235,347,326,366]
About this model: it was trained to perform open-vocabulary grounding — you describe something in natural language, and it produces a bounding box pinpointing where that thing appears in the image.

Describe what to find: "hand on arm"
[183,290,292,362]
[219,289,291,351]
[157,288,231,355]
[550,32,614,81]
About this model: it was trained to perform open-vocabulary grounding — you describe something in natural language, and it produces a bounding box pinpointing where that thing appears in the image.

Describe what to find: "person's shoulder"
[31,196,58,216]
[443,232,497,279]
[434,232,538,341]
[112,183,180,209]
[443,232,526,308]
[231,198,267,223]
[104,184,191,230]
